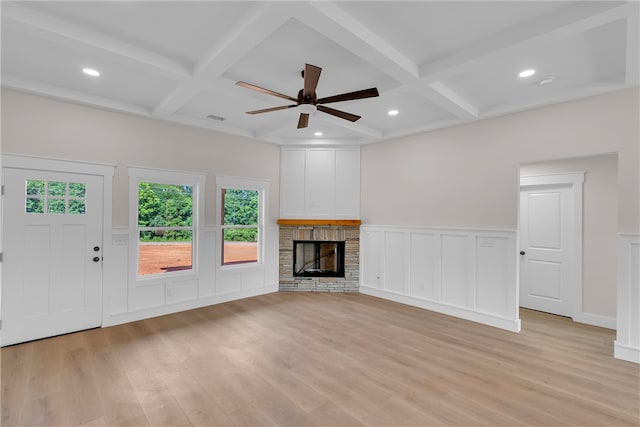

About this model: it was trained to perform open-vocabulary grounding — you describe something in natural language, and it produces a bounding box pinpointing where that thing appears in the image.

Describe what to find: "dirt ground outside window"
[138,242,258,275]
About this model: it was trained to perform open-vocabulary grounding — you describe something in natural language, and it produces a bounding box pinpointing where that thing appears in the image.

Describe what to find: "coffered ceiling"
[2,1,638,145]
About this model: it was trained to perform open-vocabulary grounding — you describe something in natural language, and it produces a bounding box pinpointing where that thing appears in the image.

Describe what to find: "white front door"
[2,168,104,346]
[519,176,581,317]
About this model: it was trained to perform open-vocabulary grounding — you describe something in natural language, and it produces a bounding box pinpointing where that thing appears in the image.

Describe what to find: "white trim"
[104,286,278,327]
[615,233,639,363]
[614,341,640,364]
[127,167,206,287]
[519,172,584,321]
[2,153,115,177]
[573,312,616,330]
[360,286,521,332]
[216,175,270,270]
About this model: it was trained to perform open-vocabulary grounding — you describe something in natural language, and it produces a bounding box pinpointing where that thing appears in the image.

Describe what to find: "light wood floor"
[2,292,638,427]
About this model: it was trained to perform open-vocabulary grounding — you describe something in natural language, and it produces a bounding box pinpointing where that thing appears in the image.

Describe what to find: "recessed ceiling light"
[314,132,323,136]
[82,68,100,77]
[518,69,536,78]
[388,109,399,116]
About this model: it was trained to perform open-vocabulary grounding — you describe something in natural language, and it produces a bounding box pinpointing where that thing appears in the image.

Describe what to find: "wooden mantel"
[277,219,361,226]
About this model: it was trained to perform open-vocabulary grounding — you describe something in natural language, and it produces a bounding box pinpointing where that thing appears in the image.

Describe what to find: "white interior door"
[519,182,577,317]
[2,168,103,346]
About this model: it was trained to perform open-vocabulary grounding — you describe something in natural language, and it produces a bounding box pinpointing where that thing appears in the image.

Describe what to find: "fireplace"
[294,241,345,277]
[278,220,360,292]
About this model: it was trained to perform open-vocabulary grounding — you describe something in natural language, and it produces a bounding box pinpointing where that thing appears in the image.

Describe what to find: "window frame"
[216,176,269,270]
[129,167,205,283]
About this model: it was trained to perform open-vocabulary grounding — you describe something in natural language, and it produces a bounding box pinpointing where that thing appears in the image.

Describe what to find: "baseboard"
[104,285,278,327]
[360,285,521,333]
[573,312,616,330]
[614,341,640,364]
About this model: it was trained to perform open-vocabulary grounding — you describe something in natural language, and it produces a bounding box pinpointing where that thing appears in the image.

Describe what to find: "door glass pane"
[68,182,86,198]
[223,228,258,265]
[48,199,66,214]
[138,230,192,276]
[68,199,86,214]
[48,181,67,196]
[26,180,45,196]
[26,198,44,213]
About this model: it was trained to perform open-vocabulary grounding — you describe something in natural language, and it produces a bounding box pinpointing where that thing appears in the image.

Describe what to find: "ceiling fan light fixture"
[518,69,536,78]
[82,68,100,77]
[388,109,399,116]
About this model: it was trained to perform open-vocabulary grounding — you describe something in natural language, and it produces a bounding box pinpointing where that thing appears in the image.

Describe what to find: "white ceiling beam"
[297,2,419,84]
[2,75,152,117]
[479,77,626,120]
[419,82,478,119]
[166,114,255,140]
[420,2,636,82]
[152,3,293,117]
[1,3,190,80]
[317,114,383,139]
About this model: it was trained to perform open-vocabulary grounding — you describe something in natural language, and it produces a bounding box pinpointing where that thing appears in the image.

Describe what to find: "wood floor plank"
[2,292,638,427]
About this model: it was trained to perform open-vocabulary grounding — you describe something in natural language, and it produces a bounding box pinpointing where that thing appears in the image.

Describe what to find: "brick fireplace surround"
[278,219,360,292]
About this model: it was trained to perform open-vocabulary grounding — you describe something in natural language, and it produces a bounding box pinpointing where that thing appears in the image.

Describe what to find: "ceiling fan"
[236,63,379,129]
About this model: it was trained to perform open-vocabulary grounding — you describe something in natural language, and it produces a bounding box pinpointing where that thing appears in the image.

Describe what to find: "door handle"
[92,256,101,262]
[520,251,526,255]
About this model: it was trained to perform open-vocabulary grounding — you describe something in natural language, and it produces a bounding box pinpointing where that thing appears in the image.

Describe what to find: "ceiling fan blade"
[303,64,322,98]
[316,105,361,122]
[297,113,310,128]
[316,87,379,105]
[236,81,298,103]
[246,105,297,114]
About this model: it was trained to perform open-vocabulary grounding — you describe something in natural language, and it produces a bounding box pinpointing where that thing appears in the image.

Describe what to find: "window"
[218,177,268,267]
[129,168,204,279]
[25,180,86,214]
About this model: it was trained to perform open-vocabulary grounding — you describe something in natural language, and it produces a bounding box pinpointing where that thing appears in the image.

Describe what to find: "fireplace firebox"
[293,240,345,277]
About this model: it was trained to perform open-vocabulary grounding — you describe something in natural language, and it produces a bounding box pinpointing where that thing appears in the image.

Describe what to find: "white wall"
[1,89,281,324]
[520,154,618,321]
[361,88,638,338]
[361,88,639,234]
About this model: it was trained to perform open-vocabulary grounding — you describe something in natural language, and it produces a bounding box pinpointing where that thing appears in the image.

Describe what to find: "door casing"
[1,154,115,345]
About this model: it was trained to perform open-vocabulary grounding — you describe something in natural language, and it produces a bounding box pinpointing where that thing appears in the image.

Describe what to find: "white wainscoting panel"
[384,232,407,294]
[409,232,437,300]
[615,233,640,363]
[103,225,278,327]
[361,229,383,289]
[360,225,520,332]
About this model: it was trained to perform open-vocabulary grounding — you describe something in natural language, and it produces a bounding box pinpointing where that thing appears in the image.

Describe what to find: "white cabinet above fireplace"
[280,147,360,219]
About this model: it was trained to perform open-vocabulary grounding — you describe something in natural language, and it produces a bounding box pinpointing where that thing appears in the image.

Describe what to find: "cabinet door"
[280,149,306,217]
[305,149,335,217]
[335,149,360,218]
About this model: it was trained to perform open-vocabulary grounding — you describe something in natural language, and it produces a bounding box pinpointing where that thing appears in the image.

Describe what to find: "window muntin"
[221,188,260,265]
[25,180,86,215]
[137,182,194,277]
